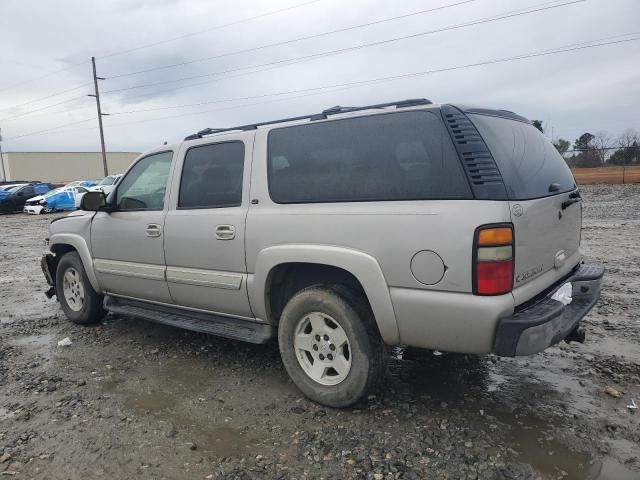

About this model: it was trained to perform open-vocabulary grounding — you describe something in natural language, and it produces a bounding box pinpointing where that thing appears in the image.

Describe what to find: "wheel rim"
[62,267,85,312]
[294,312,352,386]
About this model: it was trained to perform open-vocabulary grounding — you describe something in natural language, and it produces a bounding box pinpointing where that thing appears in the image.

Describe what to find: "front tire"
[56,252,105,324]
[278,285,383,408]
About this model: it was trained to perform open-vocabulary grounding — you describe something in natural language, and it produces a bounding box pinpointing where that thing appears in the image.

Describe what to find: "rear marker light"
[474,225,514,295]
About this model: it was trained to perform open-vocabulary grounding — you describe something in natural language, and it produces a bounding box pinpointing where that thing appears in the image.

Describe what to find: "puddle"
[192,425,247,456]
[8,333,54,360]
[388,350,640,480]
[499,412,593,479]
[98,357,253,456]
[591,458,639,480]
[590,336,640,364]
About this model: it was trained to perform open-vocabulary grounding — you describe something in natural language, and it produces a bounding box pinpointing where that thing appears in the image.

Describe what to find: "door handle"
[215,224,236,240]
[145,223,162,238]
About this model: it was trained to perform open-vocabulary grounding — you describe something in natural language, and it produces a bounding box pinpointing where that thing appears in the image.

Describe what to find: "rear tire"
[56,252,105,324]
[278,285,383,408]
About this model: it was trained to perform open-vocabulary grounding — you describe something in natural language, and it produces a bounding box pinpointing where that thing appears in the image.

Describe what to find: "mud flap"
[41,254,58,299]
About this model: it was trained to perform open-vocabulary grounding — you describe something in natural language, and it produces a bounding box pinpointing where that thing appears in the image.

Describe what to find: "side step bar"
[104,296,273,344]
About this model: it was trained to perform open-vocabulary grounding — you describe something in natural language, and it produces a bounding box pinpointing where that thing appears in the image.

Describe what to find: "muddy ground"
[0,184,639,480]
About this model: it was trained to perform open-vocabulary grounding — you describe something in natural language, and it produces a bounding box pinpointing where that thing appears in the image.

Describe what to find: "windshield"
[99,176,116,186]
[6,185,22,193]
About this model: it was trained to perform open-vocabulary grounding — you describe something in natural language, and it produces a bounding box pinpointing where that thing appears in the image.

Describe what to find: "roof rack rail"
[183,98,432,140]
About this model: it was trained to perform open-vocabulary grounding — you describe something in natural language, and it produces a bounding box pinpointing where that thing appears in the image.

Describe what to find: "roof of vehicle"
[0,183,26,190]
[181,99,532,143]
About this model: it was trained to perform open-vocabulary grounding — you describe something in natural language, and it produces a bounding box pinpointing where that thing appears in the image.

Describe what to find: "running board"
[103,296,273,344]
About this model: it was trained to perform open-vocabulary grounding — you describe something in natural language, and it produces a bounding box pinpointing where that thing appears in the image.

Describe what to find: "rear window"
[469,114,576,200]
[268,111,472,204]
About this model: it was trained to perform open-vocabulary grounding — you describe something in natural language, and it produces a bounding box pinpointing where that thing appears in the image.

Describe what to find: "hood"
[27,194,46,203]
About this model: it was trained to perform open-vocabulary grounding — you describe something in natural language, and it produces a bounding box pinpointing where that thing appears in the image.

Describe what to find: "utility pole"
[89,56,109,177]
[0,128,6,181]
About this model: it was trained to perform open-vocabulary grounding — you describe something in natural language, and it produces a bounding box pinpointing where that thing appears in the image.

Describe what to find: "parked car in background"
[89,174,122,195]
[0,180,39,188]
[64,180,98,189]
[0,183,28,191]
[24,185,89,214]
[0,183,55,213]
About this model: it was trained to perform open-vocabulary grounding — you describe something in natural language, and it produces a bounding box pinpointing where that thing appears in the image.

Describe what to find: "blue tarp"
[45,189,76,211]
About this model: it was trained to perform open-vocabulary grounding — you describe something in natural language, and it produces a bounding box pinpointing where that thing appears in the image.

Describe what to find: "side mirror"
[80,191,107,211]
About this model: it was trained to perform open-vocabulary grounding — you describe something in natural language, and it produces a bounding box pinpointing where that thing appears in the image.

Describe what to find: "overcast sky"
[0,0,638,153]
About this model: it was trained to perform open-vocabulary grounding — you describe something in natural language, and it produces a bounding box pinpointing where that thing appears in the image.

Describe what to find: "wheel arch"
[49,233,100,292]
[250,244,399,344]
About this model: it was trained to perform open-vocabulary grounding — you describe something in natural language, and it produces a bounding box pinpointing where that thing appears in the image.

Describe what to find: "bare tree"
[593,131,613,164]
[616,128,640,149]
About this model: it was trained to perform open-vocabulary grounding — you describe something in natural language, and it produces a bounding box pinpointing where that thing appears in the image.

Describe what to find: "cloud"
[1,0,638,152]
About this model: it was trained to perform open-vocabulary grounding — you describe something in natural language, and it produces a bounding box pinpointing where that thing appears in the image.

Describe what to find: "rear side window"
[268,111,472,203]
[33,184,50,194]
[469,114,576,200]
[179,141,244,209]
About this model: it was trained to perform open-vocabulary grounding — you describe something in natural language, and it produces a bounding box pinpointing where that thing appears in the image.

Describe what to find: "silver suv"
[41,99,604,407]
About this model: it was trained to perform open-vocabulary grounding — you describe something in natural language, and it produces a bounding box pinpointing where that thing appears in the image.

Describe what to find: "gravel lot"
[1,184,639,480]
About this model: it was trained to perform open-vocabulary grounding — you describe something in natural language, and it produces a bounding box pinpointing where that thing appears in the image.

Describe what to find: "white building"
[0,151,140,182]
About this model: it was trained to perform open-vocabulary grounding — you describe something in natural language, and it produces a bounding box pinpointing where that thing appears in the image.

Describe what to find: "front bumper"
[494,263,604,356]
[24,204,44,214]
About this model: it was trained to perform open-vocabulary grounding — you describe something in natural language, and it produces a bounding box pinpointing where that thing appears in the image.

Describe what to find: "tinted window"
[33,184,51,194]
[469,114,576,200]
[179,142,244,209]
[268,111,471,203]
[116,151,172,210]
[18,186,34,197]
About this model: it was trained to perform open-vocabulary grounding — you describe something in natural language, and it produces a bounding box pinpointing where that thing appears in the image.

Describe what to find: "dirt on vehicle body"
[0,184,638,479]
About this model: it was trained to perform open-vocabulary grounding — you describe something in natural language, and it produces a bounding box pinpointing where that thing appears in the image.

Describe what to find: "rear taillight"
[474,224,514,295]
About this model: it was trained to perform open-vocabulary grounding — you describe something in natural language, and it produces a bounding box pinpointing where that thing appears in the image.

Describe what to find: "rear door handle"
[145,223,162,237]
[215,224,236,240]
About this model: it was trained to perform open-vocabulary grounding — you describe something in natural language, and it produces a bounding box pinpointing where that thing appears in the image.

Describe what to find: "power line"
[0,94,89,122]
[117,29,640,105]
[94,35,640,128]
[98,0,329,60]
[0,1,325,112]
[101,0,585,96]
[109,31,640,117]
[106,0,475,79]
[0,60,88,94]
[2,117,95,141]
[0,83,90,115]
[5,32,639,143]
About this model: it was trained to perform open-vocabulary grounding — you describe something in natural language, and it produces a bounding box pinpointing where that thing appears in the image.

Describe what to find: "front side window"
[267,111,472,204]
[115,151,173,210]
[178,141,244,209]
[17,186,34,197]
